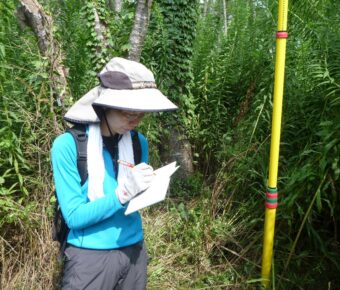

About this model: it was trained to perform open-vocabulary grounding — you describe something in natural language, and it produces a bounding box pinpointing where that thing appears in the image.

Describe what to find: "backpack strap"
[66,124,88,186]
[67,126,141,184]
[132,130,142,165]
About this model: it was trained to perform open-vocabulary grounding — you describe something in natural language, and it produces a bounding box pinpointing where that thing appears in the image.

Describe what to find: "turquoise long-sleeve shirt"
[51,129,148,249]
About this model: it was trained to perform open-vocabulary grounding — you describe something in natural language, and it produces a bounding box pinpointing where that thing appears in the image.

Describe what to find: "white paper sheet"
[125,161,179,215]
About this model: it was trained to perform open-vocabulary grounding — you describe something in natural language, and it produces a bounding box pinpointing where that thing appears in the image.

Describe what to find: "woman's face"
[101,109,145,136]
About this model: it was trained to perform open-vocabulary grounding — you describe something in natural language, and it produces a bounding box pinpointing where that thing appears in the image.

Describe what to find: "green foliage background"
[0,0,339,289]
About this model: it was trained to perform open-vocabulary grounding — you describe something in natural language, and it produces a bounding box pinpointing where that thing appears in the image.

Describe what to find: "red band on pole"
[266,192,278,199]
[265,202,278,209]
[276,31,288,39]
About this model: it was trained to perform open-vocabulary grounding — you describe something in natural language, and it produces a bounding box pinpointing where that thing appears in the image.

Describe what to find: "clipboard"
[125,161,179,215]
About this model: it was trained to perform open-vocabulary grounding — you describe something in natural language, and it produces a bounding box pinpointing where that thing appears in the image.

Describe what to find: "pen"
[117,160,134,168]
[117,160,157,176]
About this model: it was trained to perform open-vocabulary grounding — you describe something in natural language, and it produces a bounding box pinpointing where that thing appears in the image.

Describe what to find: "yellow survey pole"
[261,0,289,288]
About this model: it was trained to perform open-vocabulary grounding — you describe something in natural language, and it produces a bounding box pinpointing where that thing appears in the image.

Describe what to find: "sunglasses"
[118,110,145,121]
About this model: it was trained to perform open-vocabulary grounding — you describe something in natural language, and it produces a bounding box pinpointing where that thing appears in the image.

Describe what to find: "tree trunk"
[127,0,153,62]
[114,0,123,13]
[16,0,68,133]
[203,0,213,17]
[107,0,123,13]
[160,129,194,179]
[222,0,228,36]
[93,7,109,48]
[94,9,105,43]
[203,0,208,17]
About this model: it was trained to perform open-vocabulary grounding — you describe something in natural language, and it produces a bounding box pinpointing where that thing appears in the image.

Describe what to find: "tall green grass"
[0,0,339,289]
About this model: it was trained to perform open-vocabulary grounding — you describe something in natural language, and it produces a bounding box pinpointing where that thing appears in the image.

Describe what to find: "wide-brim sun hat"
[64,57,178,124]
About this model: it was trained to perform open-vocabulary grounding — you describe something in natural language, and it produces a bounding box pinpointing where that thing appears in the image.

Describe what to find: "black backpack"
[52,124,142,253]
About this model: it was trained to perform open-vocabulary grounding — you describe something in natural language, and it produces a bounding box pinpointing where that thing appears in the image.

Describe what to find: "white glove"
[116,162,154,204]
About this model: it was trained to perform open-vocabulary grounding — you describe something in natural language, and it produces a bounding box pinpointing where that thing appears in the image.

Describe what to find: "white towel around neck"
[87,123,134,201]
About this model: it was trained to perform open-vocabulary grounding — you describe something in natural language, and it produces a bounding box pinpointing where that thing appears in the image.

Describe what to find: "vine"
[80,0,136,76]
[143,0,199,132]
[81,0,113,75]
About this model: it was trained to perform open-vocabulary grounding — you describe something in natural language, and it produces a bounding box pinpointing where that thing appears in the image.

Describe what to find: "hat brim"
[64,86,101,124]
[92,88,178,112]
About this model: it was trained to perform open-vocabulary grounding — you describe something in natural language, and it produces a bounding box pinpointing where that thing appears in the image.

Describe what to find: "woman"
[51,57,177,289]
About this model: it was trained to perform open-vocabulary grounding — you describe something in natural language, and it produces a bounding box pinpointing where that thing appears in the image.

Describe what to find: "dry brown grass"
[0,166,258,290]
[0,188,60,290]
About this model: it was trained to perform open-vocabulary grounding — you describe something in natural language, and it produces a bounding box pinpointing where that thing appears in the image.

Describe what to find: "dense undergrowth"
[0,0,339,289]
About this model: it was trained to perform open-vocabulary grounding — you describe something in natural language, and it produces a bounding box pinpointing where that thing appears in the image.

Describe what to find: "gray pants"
[61,241,148,290]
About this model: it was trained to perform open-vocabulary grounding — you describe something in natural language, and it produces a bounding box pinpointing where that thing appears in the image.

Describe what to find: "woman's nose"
[129,118,141,126]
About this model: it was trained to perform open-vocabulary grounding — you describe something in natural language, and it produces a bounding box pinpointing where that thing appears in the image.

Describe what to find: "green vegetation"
[0,0,339,289]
